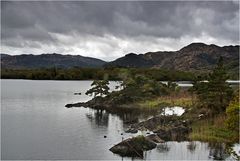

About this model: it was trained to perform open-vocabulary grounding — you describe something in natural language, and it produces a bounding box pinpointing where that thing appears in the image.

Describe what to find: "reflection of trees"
[208,142,229,160]
[157,143,170,153]
[120,109,159,125]
[121,112,137,122]
[187,142,197,153]
[85,107,160,128]
[86,109,109,127]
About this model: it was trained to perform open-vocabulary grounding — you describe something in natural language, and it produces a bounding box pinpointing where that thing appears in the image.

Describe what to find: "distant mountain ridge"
[1,53,106,68]
[106,43,239,71]
[1,43,239,72]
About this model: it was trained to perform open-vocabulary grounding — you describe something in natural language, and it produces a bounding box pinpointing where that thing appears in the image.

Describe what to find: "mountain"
[1,43,239,72]
[1,53,106,69]
[106,43,239,71]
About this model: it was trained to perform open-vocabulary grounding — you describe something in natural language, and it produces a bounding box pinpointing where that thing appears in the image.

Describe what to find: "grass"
[137,92,194,110]
[190,114,238,143]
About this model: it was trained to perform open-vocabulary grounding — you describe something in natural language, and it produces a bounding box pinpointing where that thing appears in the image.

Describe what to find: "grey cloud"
[1,1,239,60]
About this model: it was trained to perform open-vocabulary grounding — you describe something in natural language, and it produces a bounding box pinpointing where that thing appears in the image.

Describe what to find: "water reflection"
[86,109,109,127]
[208,142,229,160]
[187,141,197,153]
[157,143,170,153]
[85,107,159,128]
[84,108,237,160]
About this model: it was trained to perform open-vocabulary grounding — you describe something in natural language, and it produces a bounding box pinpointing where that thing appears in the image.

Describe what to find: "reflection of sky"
[233,144,240,156]
[161,106,185,116]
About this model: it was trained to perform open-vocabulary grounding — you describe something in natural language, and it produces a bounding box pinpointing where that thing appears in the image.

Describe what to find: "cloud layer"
[1,1,239,61]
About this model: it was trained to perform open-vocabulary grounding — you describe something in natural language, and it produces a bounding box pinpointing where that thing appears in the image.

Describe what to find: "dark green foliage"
[192,57,233,113]
[85,80,110,97]
[1,67,196,81]
[109,72,179,104]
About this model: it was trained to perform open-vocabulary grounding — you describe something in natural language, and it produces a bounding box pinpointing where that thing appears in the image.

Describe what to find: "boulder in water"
[109,135,156,157]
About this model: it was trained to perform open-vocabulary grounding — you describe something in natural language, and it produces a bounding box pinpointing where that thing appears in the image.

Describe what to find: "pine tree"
[193,57,233,113]
[85,80,110,97]
[207,57,233,112]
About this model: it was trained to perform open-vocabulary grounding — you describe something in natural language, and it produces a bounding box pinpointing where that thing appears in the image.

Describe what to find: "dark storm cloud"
[1,1,239,60]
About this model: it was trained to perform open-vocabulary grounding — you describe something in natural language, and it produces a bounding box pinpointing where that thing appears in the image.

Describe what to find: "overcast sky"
[1,1,239,61]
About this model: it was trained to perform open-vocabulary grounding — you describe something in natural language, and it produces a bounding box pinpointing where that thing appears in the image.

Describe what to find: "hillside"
[1,53,106,69]
[106,43,239,72]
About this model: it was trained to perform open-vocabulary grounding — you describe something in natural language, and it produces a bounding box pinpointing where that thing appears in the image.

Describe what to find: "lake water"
[1,79,238,160]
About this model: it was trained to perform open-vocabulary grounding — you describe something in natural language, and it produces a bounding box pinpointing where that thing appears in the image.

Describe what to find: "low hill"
[1,53,106,69]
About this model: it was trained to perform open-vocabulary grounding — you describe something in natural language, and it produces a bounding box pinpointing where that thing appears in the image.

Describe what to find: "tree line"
[1,67,196,81]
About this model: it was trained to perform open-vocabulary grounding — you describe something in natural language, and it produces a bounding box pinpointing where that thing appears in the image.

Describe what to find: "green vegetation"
[225,91,239,134]
[1,67,196,81]
[137,94,193,110]
[97,71,184,105]
[190,114,238,143]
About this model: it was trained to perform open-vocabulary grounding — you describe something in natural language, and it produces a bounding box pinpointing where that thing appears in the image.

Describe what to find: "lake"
[1,79,238,160]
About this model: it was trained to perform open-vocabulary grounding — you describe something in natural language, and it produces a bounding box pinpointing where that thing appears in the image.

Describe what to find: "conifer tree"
[193,57,233,113]
[85,80,110,97]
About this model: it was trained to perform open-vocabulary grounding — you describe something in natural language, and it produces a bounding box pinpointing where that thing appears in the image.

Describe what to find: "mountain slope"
[106,43,239,71]
[1,53,106,69]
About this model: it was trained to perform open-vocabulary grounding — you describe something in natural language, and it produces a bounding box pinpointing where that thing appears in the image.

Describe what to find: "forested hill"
[106,43,239,73]
[1,53,106,69]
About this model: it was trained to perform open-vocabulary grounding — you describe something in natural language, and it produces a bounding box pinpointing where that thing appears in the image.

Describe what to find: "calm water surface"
[1,80,238,160]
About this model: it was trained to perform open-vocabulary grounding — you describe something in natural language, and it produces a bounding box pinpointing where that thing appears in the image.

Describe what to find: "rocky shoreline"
[66,97,192,158]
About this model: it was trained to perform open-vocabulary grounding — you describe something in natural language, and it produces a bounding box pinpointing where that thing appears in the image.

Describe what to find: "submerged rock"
[109,135,156,157]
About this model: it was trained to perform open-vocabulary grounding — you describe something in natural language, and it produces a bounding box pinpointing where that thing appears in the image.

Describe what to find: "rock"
[146,134,164,143]
[124,118,138,124]
[125,128,138,133]
[65,104,73,108]
[65,102,86,108]
[104,135,107,138]
[154,126,191,141]
[130,115,192,141]
[74,92,81,95]
[154,129,171,141]
[120,133,123,135]
[109,135,156,157]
